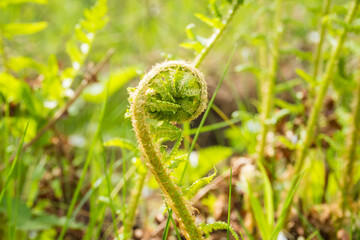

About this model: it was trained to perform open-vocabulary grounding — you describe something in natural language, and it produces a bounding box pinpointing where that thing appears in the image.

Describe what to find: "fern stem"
[192,0,243,68]
[344,63,360,204]
[312,0,332,81]
[131,62,207,240]
[131,103,204,240]
[295,0,360,174]
[256,0,282,166]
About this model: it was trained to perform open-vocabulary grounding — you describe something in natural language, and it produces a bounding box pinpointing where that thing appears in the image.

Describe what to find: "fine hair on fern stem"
[129,61,207,240]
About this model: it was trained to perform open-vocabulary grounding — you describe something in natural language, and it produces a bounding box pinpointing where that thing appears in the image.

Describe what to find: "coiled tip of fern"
[132,60,208,123]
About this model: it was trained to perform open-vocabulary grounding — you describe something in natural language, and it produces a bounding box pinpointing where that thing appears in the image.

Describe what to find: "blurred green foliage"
[1,0,360,239]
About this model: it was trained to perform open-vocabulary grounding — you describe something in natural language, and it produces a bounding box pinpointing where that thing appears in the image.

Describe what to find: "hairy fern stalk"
[129,61,207,240]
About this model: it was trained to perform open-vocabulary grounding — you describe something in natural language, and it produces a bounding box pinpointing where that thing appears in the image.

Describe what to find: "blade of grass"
[247,180,270,239]
[235,211,255,240]
[306,230,320,240]
[180,44,238,184]
[169,210,182,240]
[185,117,241,135]
[4,122,28,240]
[270,171,305,240]
[99,85,119,239]
[162,208,172,240]
[296,207,324,240]
[227,167,232,240]
[100,138,120,239]
[58,90,108,240]
[258,160,274,230]
[0,122,28,203]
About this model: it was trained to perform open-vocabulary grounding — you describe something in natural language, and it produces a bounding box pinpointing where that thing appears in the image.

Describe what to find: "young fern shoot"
[129,61,207,240]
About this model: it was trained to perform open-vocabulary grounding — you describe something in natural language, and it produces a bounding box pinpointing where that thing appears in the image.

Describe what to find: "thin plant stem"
[256,0,283,167]
[180,45,238,184]
[192,0,243,68]
[100,137,120,239]
[295,0,360,174]
[344,63,360,205]
[0,123,28,203]
[312,0,332,81]
[258,0,268,100]
[226,167,232,240]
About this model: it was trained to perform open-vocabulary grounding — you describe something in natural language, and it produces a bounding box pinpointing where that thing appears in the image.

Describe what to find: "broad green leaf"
[3,22,48,38]
[82,67,138,103]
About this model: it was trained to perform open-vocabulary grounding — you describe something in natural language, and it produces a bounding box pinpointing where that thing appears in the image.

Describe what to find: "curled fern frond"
[183,169,217,199]
[132,61,207,123]
[199,221,241,240]
[130,60,208,240]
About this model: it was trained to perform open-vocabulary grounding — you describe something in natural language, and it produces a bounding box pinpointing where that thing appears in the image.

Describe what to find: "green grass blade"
[162,208,172,240]
[100,137,120,239]
[0,122,28,204]
[257,159,274,229]
[227,167,232,240]
[180,44,238,184]
[247,180,270,239]
[170,210,182,240]
[270,171,305,240]
[58,91,108,240]
[236,211,255,240]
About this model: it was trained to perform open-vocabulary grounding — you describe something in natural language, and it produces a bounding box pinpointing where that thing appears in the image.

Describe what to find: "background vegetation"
[1,0,360,239]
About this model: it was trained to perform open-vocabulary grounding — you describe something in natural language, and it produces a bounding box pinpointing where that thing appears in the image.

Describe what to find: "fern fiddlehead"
[129,61,207,240]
